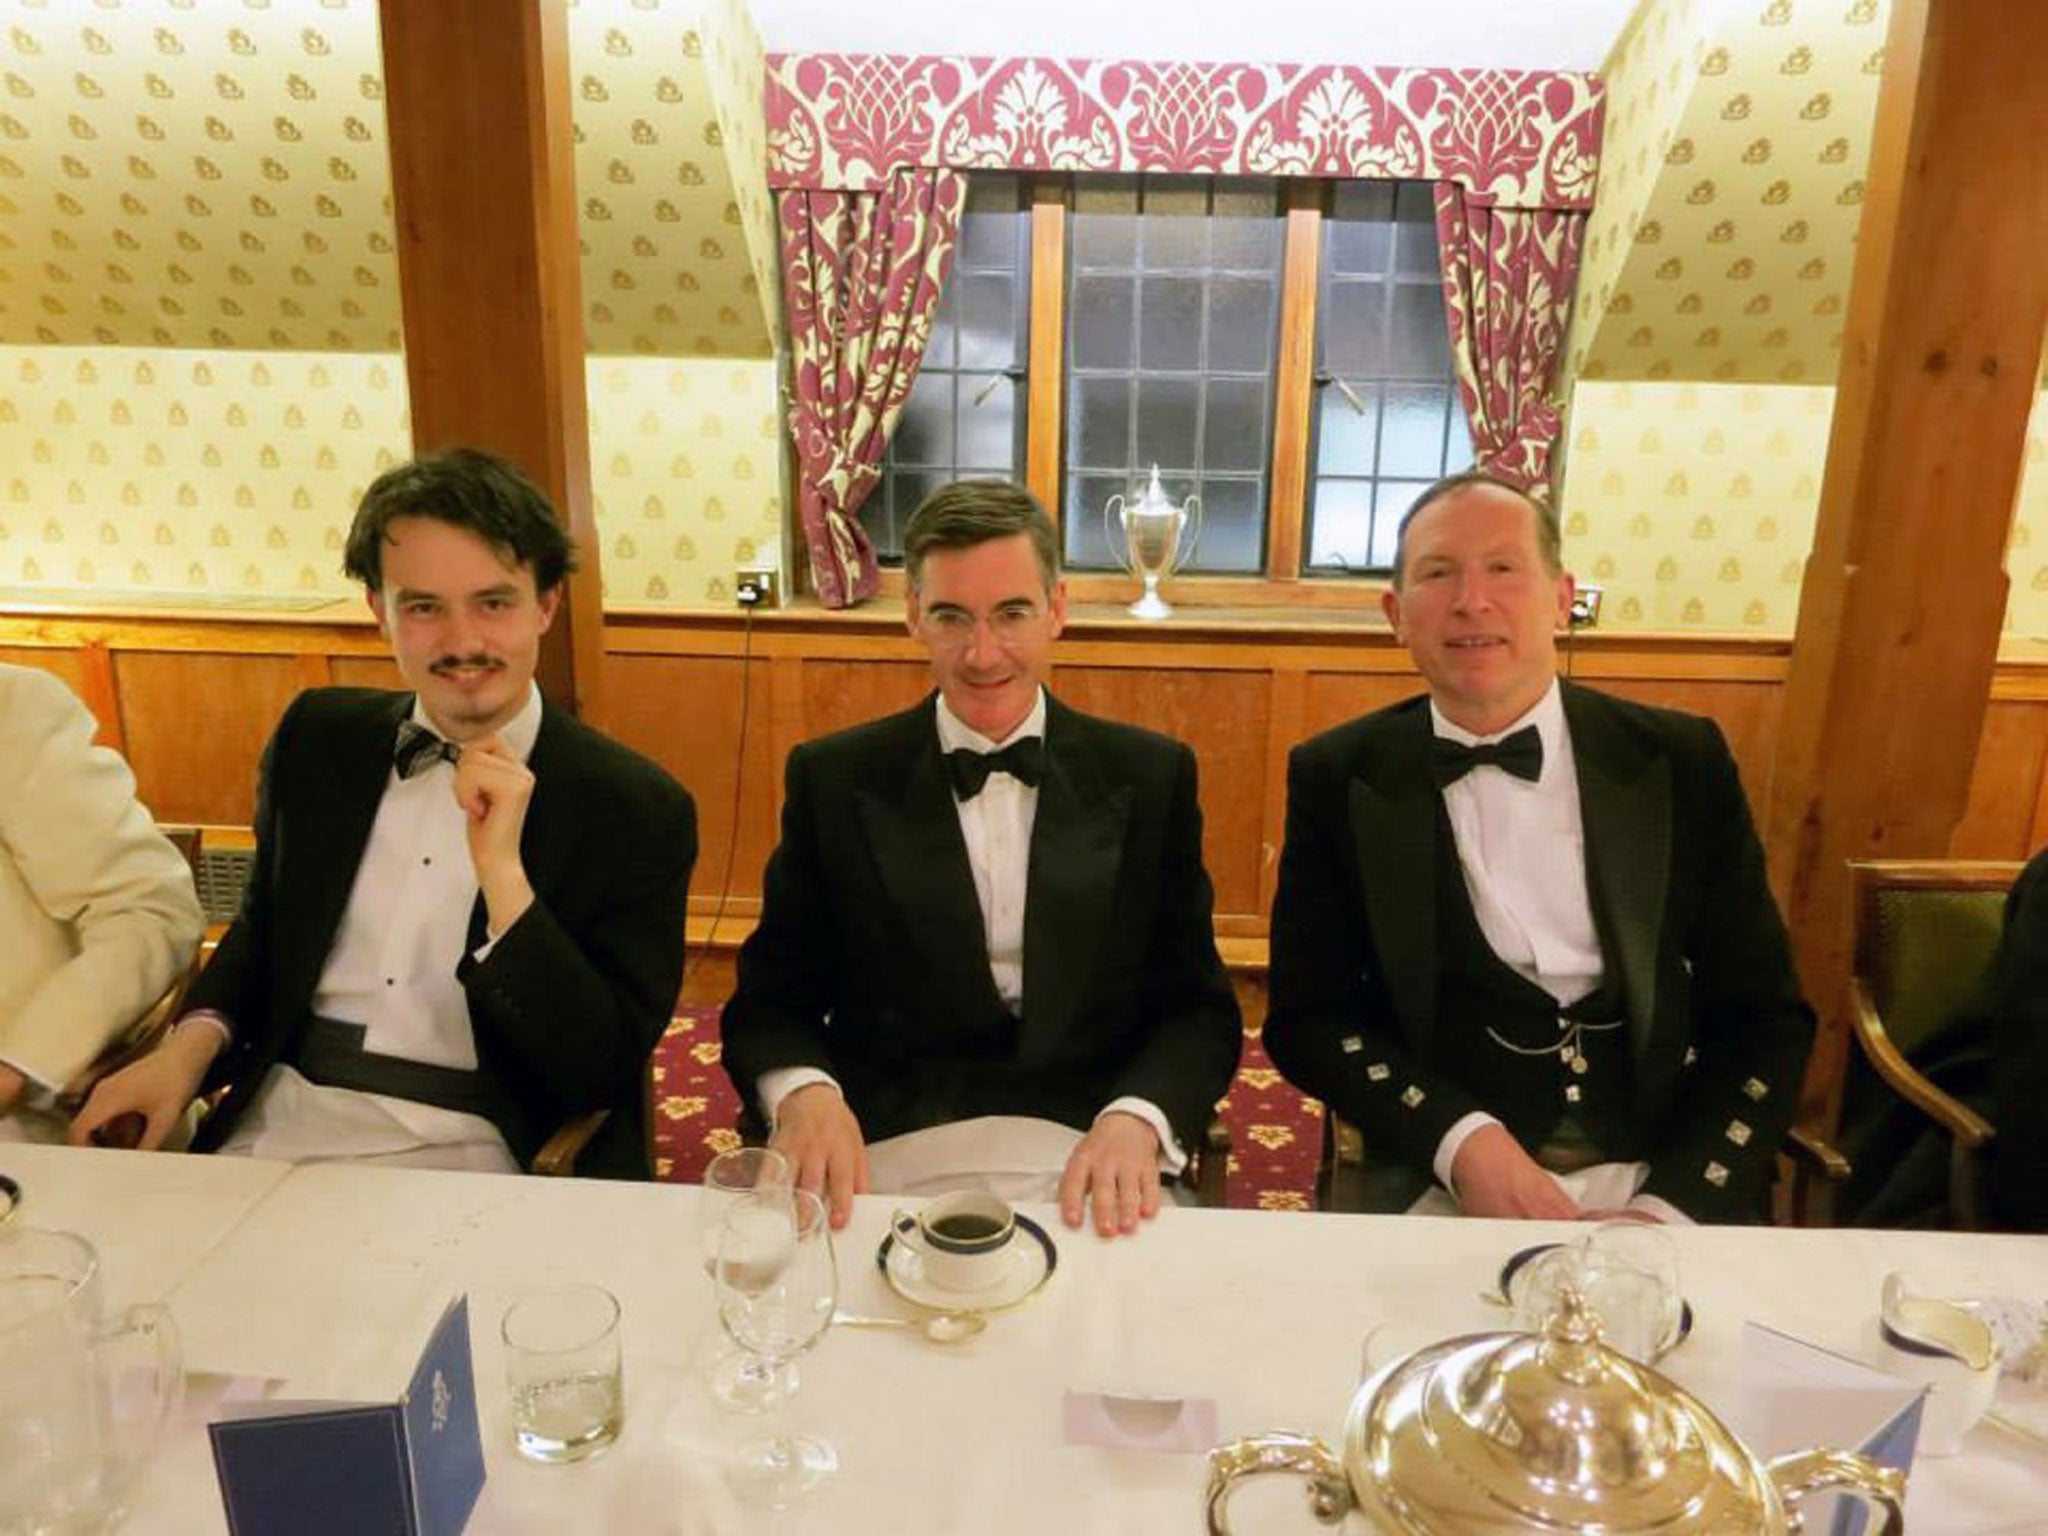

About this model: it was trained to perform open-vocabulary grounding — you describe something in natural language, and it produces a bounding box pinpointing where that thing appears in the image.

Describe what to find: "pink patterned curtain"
[779,167,965,607]
[1433,183,1588,496]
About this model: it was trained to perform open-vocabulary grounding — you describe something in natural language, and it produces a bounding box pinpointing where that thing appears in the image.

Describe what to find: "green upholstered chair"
[1827,858,2021,1230]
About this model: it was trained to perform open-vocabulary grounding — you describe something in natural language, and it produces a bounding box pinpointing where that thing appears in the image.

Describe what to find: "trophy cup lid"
[1129,464,1176,516]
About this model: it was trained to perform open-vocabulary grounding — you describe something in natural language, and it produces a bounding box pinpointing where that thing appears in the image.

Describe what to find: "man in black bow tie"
[72,450,695,1177]
[1266,472,1813,1223]
[722,481,1239,1237]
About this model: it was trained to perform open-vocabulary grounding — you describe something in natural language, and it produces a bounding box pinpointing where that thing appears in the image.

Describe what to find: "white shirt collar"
[409,680,543,766]
[934,688,1046,755]
[1429,676,1566,777]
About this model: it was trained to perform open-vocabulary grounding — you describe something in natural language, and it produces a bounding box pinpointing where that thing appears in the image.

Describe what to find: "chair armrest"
[1850,980,1996,1147]
[1774,1123,1851,1228]
[1782,1123,1851,1183]
[531,1110,609,1178]
[1180,1115,1231,1208]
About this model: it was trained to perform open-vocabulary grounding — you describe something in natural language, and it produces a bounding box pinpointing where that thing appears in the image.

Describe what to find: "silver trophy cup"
[1104,465,1202,620]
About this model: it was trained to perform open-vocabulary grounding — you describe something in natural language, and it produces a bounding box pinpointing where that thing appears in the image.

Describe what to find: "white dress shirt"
[215,685,545,1173]
[1426,679,1686,1223]
[760,690,1185,1182]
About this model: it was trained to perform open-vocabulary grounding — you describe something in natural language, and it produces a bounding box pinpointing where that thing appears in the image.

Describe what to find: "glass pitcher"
[0,1228,181,1536]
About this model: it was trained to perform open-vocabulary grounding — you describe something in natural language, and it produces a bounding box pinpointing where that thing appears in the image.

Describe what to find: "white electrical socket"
[734,567,780,609]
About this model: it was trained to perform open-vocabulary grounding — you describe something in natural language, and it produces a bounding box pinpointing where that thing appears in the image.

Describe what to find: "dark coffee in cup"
[930,1213,1005,1243]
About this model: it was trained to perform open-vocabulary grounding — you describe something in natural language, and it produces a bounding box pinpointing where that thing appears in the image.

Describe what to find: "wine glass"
[713,1187,838,1505]
[696,1147,791,1409]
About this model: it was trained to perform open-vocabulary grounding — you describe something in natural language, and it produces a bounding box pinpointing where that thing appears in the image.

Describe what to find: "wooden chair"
[1817,858,2021,1229]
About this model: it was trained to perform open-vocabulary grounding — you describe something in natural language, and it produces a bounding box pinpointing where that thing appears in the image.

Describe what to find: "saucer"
[1500,1243,1695,1359]
[877,1212,1057,1314]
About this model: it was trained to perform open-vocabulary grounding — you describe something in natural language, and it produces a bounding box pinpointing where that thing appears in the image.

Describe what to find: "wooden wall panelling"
[765,653,808,842]
[76,641,123,753]
[603,653,779,913]
[680,945,739,1011]
[1587,677,1785,818]
[1261,666,1309,915]
[293,654,335,694]
[1,645,93,728]
[112,651,308,825]
[329,657,407,692]
[798,659,932,741]
[1052,664,1273,926]
[1950,700,2048,858]
[1300,670,1428,739]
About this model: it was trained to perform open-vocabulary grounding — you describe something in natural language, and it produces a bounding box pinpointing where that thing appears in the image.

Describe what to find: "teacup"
[890,1192,1016,1293]
[1876,1272,2000,1456]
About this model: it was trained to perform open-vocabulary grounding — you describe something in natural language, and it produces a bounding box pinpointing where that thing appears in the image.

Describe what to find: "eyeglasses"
[917,604,1047,649]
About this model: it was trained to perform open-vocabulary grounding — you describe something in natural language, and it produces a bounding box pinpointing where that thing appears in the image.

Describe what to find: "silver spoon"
[833,1310,987,1344]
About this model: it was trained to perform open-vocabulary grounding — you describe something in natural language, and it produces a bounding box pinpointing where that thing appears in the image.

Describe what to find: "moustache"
[429,654,504,676]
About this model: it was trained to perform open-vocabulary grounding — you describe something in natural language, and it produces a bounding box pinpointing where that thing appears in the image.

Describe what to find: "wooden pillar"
[377,0,603,720]
[1767,0,2048,1125]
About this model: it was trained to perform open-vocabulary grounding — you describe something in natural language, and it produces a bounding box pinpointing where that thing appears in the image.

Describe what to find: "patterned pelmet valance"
[766,56,1603,209]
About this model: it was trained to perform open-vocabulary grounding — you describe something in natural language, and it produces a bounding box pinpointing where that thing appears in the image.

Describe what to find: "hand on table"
[770,1083,869,1229]
[1058,1111,1163,1238]
[1450,1123,1583,1220]
[67,1019,223,1151]
[454,734,537,935]
[0,1062,24,1113]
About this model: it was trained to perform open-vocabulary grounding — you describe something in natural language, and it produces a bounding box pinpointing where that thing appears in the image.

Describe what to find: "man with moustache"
[72,449,695,1178]
[1266,472,1813,1223]
[721,480,1240,1237]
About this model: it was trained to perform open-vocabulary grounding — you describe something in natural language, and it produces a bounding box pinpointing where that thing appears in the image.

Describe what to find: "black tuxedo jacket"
[1266,680,1814,1222]
[187,687,696,1178]
[720,694,1241,1152]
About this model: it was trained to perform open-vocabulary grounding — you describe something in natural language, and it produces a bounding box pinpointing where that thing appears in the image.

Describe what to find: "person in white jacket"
[0,662,204,1141]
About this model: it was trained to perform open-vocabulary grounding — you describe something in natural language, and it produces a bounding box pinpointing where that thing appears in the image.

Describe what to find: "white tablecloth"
[6,1147,2044,1534]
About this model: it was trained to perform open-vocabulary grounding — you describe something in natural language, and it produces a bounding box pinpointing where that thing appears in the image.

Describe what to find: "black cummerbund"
[293,1016,496,1121]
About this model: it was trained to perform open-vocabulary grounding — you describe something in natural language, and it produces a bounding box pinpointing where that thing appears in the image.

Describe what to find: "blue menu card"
[208,1295,486,1536]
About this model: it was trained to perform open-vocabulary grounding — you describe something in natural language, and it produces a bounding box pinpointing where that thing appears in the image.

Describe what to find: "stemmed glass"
[713,1187,838,1505]
[697,1147,791,1408]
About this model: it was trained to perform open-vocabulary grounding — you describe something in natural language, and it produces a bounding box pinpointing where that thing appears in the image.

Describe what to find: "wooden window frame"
[862,174,1422,614]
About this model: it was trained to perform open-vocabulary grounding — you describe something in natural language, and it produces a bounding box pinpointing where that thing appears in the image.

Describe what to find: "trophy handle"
[1102,494,1133,575]
[1170,495,1204,577]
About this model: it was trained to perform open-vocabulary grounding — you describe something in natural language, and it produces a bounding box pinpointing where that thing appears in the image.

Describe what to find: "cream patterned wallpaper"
[569,0,781,356]
[1570,0,1888,385]
[1565,0,1712,386]
[587,355,782,607]
[0,343,781,608]
[1560,380,1829,631]
[0,0,779,357]
[0,0,785,610]
[0,345,404,595]
[1562,380,2048,636]
[2012,381,2048,641]
[0,0,401,352]
[1560,0,1893,635]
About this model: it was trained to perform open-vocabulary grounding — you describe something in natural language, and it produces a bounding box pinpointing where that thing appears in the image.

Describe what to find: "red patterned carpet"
[649,1008,1324,1210]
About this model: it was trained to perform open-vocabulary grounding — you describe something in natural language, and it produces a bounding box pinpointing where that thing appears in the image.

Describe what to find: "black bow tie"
[1430,725,1543,788]
[393,720,461,779]
[946,738,1045,800]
